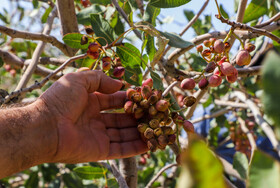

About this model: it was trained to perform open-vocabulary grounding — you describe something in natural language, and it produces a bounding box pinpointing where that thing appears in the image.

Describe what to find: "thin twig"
[162,81,179,97]
[25,57,67,66]
[111,0,142,40]
[0,26,71,56]
[145,163,177,188]
[163,0,210,56]
[164,21,280,77]
[199,98,248,108]
[217,15,280,43]
[135,0,144,16]
[236,66,261,77]
[191,107,232,124]
[109,160,129,188]
[0,49,61,79]
[235,113,257,164]
[15,6,58,91]
[232,91,280,157]
[218,156,243,180]
[0,54,87,105]
[254,12,280,28]
[228,0,248,48]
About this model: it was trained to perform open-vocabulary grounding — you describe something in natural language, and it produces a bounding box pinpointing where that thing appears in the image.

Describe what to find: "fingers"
[107,140,148,159]
[78,70,122,94]
[96,91,126,111]
[101,113,137,128]
[107,127,140,142]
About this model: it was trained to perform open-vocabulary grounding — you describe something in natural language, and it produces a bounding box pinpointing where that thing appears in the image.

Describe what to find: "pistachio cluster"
[124,78,177,152]
[229,120,256,159]
[81,29,125,78]
[195,38,256,89]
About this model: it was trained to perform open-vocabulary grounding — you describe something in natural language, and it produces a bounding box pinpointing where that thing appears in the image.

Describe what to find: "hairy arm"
[0,99,57,178]
[0,70,147,179]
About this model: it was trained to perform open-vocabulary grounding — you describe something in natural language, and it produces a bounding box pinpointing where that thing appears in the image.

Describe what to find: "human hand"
[38,69,148,163]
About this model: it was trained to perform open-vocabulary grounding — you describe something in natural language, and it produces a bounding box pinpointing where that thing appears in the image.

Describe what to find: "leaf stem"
[232,32,245,49]
[214,0,222,18]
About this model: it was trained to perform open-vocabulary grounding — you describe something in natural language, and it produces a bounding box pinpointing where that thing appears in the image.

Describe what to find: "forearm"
[0,99,57,178]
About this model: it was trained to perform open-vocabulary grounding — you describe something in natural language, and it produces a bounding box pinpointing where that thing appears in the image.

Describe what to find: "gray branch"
[119,157,138,188]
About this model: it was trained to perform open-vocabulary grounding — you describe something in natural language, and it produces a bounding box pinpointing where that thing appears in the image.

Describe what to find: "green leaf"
[138,167,155,185]
[208,125,220,147]
[0,12,9,24]
[234,0,240,12]
[150,71,164,91]
[233,152,249,179]
[117,43,143,85]
[24,172,39,188]
[150,0,191,8]
[183,10,211,35]
[177,139,227,188]
[203,95,213,108]
[159,31,194,48]
[32,0,39,8]
[41,163,59,183]
[62,173,83,188]
[112,14,125,35]
[261,51,280,126]
[73,166,107,180]
[189,53,205,72]
[220,5,229,19]
[142,54,148,70]
[143,3,161,26]
[244,0,268,23]
[272,30,280,53]
[0,57,4,68]
[63,33,90,49]
[248,150,280,188]
[90,14,118,46]
[107,178,119,188]
[89,0,111,5]
[77,5,106,25]
[146,35,156,62]
[41,7,52,23]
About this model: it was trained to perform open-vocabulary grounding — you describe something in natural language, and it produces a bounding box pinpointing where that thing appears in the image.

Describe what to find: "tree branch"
[135,0,144,16]
[191,107,232,124]
[216,15,280,44]
[0,49,61,80]
[26,57,67,66]
[15,6,58,91]
[111,0,142,40]
[164,21,280,77]
[119,157,137,188]
[236,66,261,77]
[145,163,177,188]
[0,26,71,56]
[232,91,280,157]
[254,12,280,28]
[228,0,248,47]
[56,0,79,56]
[0,53,87,105]
[235,113,257,164]
[109,160,129,188]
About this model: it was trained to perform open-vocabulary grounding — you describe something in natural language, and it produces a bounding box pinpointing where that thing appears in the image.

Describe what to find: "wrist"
[28,99,58,164]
